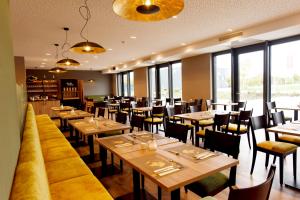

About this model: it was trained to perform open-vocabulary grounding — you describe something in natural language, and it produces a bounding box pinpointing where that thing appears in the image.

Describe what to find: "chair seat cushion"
[199,119,214,126]
[180,123,194,128]
[43,146,79,162]
[122,108,130,111]
[45,157,91,184]
[108,109,118,113]
[134,110,144,114]
[50,175,113,200]
[221,123,247,133]
[186,172,228,197]
[153,113,164,117]
[257,141,297,154]
[102,131,122,137]
[278,135,300,145]
[196,130,206,136]
[169,116,181,121]
[144,117,163,123]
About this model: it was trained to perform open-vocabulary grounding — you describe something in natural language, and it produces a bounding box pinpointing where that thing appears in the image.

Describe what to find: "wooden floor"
[59,119,300,200]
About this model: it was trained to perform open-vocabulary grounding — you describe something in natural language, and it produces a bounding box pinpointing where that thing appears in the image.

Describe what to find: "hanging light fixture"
[56,28,80,67]
[70,0,105,54]
[112,0,184,22]
[49,44,67,74]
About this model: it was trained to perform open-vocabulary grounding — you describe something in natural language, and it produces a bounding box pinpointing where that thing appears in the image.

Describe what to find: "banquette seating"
[10,104,113,200]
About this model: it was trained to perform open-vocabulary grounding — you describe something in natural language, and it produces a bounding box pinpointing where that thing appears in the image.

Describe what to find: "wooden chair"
[222,110,253,149]
[166,106,182,123]
[272,111,300,146]
[195,113,230,146]
[165,121,189,143]
[204,164,276,200]
[266,101,292,126]
[93,107,105,118]
[144,106,165,133]
[249,115,297,184]
[185,129,240,197]
[120,102,131,120]
[130,115,144,132]
[190,104,214,134]
[165,98,172,106]
[234,101,247,111]
[205,99,214,111]
[107,101,119,120]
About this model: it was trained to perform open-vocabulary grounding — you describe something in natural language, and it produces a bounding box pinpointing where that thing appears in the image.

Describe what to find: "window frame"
[116,70,134,96]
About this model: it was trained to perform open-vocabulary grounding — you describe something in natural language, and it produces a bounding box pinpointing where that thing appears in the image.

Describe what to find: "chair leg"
[273,155,276,164]
[141,175,145,190]
[191,128,194,145]
[246,131,251,149]
[195,135,199,147]
[156,124,159,134]
[293,151,297,180]
[280,156,284,185]
[250,150,257,174]
[265,153,269,168]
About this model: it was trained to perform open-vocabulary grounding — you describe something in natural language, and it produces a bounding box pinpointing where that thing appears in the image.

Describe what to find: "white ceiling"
[10,0,300,71]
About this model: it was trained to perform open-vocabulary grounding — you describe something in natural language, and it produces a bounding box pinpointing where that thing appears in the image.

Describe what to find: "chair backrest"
[165,121,189,143]
[228,165,276,200]
[173,98,182,104]
[97,107,105,117]
[235,101,247,111]
[120,102,131,110]
[206,99,213,111]
[249,115,269,148]
[189,105,201,113]
[116,112,127,124]
[152,106,165,115]
[174,104,184,115]
[130,115,144,132]
[213,113,230,132]
[166,98,171,105]
[166,106,175,118]
[266,101,277,120]
[155,100,162,106]
[272,111,286,126]
[204,129,240,185]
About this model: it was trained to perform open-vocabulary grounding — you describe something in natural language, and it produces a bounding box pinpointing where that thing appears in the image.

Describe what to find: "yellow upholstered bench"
[10,104,113,200]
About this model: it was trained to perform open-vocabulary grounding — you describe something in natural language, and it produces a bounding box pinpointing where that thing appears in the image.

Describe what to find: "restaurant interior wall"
[0,1,23,199]
[26,69,113,97]
[134,67,148,98]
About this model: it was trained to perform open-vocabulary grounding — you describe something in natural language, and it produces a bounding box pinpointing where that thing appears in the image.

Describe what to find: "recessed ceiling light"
[45,53,51,56]
[85,60,89,63]
[40,65,45,68]
[130,36,137,39]
[151,52,156,54]
[181,43,186,46]
[172,16,178,19]
[42,58,48,61]
[227,28,233,32]
[41,62,46,65]
[108,48,113,51]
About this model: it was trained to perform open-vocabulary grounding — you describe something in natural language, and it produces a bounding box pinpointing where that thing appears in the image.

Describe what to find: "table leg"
[75,129,79,147]
[158,186,162,200]
[69,125,74,139]
[88,135,95,162]
[171,188,180,200]
[224,105,227,110]
[132,169,141,200]
[294,110,298,121]
[100,145,107,177]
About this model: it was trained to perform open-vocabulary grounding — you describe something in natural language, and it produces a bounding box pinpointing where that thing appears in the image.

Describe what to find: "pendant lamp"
[113,0,184,22]
[49,44,67,73]
[56,28,80,67]
[70,0,105,54]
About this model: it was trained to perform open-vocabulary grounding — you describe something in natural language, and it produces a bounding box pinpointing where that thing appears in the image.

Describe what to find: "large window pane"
[215,53,231,103]
[129,71,134,96]
[117,74,122,96]
[123,74,128,96]
[172,62,182,98]
[271,40,300,118]
[239,51,264,116]
[149,67,156,100]
[159,67,169,101]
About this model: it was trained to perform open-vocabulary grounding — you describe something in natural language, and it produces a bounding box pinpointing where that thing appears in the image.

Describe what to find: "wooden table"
[68,118,131,161]
[276,107,300,120]
[211,102,238,110]
[267,122,300,190]
[51,106,74,111]
[57,110,93,131]
[96,134,238,200]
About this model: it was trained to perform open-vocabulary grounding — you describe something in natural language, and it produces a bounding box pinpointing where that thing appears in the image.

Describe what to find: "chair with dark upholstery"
[144,106,165,133]
[130,115,144,133]
[266,101,292,126]
[249,115,297,184]
[272,111,300,146]
[185,129,240,197]
[165,121,189,143]
[195,113,230,146]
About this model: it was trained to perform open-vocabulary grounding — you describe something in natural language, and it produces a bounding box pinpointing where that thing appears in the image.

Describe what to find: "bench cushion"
[43,146,79,162]
[50,175,113,200]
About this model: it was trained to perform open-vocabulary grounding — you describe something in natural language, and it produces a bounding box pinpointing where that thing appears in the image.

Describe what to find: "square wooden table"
[211,102,238,110]
[267,122,300,190]
[276,107,300,120]
[96,134,238,200]
[51,106,74,111]
[57,110,94,130]
[68,118,131,161]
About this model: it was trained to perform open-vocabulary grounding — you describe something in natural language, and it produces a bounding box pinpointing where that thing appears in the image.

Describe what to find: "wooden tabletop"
[132,107,152,112]
[68,118,131,136]
[96,134,238,192]
[276,107,300,111]
[211,102,238,106]
[51,106,74,111]
[267,122,300,137]
[175,110,239,121]
[57,110,93,119]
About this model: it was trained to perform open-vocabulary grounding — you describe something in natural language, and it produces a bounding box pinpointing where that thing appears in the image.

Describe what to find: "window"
[148,61,182,102]
[213,53,232,103]
[116,71,134,96]
[271,40,300,117]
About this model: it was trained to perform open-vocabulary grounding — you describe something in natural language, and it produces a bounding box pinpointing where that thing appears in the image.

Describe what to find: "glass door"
[238,50,264,116]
